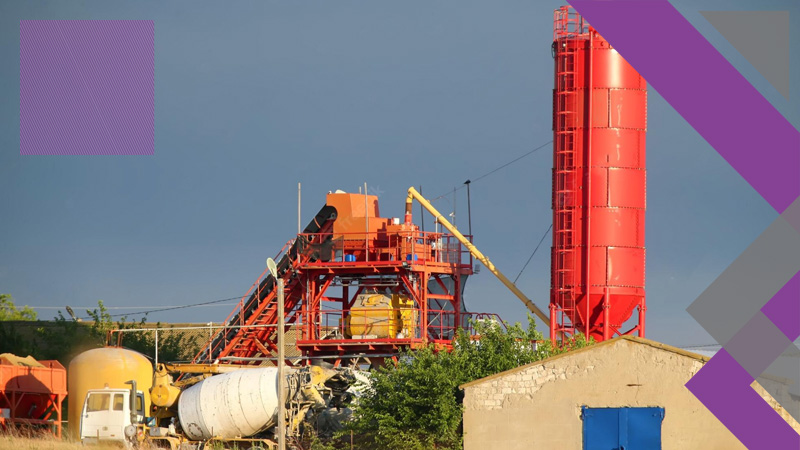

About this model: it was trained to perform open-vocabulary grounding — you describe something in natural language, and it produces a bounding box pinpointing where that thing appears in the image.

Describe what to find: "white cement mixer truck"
[77,358,362,450]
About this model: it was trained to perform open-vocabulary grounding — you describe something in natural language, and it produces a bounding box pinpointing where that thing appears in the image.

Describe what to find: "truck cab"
[80,387,145,444]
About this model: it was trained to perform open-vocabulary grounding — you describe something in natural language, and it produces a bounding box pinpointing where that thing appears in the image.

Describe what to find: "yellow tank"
[345,293,417,339]
[67,347,153,439]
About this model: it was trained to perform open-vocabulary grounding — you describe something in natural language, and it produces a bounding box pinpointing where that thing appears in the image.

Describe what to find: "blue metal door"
[582,407,664,450]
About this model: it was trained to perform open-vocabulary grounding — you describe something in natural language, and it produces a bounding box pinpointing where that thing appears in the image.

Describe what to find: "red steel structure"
[550,6,647,343]
[194,192,499,367]
[0,356,67,438]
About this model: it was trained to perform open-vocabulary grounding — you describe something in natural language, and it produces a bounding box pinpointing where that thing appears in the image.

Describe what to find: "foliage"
[342,316,593,450]
[86,300,201,362]
[0,297,200,365]
[0,294,37,321]
[115,319,202,362]
[0,294,41,357]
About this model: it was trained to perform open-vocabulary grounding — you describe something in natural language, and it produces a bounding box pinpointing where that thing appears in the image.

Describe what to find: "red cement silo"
[550,6,646,343]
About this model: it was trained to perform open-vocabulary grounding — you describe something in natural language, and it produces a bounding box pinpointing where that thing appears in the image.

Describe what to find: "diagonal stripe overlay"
[567,1,800,447]
[567,0,799,214]
[761,271,800,342]
[686,349,800,448]
[20,20,154,155]
[687,213,800,347]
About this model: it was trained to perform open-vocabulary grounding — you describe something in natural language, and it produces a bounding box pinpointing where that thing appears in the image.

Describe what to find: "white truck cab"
[80,386,145,444]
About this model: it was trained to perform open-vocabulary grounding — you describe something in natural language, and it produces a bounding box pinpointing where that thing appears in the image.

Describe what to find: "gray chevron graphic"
[688,196,800,420]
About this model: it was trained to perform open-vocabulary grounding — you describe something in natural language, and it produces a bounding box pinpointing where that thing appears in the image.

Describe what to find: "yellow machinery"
[345,292,418,339]
[150,362,247,414]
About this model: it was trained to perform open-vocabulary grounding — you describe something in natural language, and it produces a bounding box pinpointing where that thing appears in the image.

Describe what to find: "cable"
[75,295,246,320]
[430,140,552,202]
[30,304,236,310]
[678,343,722,349]
[514,224,553,284]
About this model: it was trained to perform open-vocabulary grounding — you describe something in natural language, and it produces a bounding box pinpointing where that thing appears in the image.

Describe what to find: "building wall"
[462,339,800,450]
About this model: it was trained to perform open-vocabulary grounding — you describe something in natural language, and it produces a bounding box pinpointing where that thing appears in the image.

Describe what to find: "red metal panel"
[592,48,647,89]
[588,208,642,248]
[605,247,646,288]
[591,90,609,129]
[608,169,646,208]
[609,89,648,130]
[590,128,646,167]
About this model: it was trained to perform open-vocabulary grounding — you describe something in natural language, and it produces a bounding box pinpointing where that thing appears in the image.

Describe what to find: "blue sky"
[1,0,797,347]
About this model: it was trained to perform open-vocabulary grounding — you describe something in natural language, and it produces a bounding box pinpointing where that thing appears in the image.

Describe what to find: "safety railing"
[106,309,509,365]
[554,5,589,40]
[297,308,506,344]
[107,322,306,365]
[295,231,473,267]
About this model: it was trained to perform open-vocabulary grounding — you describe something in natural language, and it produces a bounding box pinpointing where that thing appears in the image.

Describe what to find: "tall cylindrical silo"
[550,6,646,342]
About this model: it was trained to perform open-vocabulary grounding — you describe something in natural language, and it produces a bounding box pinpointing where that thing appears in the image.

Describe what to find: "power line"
[678,343,722,349]
[29,304,236,310]
[430,140,552,202]
[514,224,553,284]
[72,295,246,320]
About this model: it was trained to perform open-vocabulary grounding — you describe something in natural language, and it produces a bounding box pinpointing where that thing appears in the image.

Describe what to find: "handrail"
[404,186,550,324]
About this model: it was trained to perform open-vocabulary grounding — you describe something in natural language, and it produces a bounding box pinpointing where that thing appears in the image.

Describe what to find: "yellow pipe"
[405,187,549,324]
[160,363,255,375]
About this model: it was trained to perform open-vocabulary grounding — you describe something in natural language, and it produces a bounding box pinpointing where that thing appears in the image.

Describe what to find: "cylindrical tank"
[178,367,285,440]
[550,6,646,342]
[68,347,154,439]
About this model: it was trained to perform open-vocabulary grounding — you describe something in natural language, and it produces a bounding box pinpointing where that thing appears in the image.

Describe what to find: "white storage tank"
[178,367,287,440]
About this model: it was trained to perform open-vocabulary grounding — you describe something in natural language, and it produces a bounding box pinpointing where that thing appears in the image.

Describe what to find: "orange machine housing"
[550,6,647,342]
[0,355,67,437]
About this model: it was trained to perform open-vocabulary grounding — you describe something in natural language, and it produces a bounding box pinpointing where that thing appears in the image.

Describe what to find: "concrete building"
[461,336,800,450]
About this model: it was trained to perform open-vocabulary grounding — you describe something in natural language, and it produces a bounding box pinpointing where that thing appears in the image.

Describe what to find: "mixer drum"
[178,367,284,440]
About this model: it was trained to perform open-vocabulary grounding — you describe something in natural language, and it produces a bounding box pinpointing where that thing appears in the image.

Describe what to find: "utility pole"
[464,180,472,237]
[298,182,302,234]
[267,258,286,450]
[277,276,285,450]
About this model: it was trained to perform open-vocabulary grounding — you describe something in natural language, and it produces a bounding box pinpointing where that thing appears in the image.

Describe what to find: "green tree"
[343,316,593,450]
[84,301,201,362]
[0,294,37,321]
[0,294,40,357]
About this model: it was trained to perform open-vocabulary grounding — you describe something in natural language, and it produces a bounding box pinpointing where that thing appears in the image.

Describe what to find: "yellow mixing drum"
[345,293,417,339]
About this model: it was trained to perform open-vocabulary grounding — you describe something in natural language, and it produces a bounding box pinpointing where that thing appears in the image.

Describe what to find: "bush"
[343,316,592,449]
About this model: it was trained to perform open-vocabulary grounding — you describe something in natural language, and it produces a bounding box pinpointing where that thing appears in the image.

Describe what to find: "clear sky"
[1,0,797,348]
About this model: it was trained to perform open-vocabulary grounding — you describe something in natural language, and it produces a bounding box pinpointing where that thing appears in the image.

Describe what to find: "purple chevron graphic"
[687,349,799,447]
[567,1,799,215]
[567,0,800,448]
[20,20,154,155]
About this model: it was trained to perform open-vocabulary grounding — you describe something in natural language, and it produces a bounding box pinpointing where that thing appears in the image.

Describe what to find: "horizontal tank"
[68,347,153,440]
[178,367,287,440]
[345,293,417,339]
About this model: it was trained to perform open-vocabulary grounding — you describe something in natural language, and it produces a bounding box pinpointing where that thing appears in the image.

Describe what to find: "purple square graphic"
[20,20,154,155]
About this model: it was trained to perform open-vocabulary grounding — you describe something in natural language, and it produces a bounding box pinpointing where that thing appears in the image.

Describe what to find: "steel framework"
[193,193,500,367]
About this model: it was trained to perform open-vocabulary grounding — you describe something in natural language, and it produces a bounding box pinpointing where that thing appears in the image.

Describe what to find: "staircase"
[192,205,338,365]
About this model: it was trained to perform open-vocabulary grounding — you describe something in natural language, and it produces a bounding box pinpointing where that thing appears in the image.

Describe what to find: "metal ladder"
[553,35,580,338]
